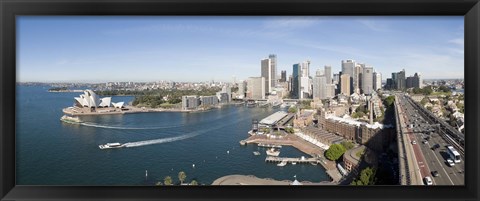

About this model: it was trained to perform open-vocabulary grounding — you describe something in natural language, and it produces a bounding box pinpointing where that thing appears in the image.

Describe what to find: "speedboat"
[99,142,124,149]
[253,151,261,156]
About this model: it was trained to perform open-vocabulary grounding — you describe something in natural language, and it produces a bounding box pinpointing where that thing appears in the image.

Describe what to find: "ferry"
[266,148,280,156]
[60,115,82,124]
[99,142,124,149]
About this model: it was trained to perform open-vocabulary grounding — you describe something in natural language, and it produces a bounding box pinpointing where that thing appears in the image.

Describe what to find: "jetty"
[241,134,343,182]
[265,156,318,164]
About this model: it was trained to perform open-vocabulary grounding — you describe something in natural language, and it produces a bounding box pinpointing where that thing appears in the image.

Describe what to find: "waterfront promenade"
[62,105,214,116]
[212,175,334,185]
[242,134,343,182]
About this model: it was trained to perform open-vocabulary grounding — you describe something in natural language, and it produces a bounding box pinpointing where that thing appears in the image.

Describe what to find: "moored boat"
[277,160,287,167]
[266,148,280,156]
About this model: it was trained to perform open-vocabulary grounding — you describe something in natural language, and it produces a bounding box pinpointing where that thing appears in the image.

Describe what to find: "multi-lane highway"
[395,93,464,185]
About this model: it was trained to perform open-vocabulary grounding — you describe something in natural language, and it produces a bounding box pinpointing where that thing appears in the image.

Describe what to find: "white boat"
[99,142,124,149]
[266,148,280,156]
[292,162,297,165]
[60,115,82,124]
[253,151,261,156]
[277,160,287,167]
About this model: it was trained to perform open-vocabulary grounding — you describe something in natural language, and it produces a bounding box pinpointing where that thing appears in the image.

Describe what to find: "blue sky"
[17,16,464,83]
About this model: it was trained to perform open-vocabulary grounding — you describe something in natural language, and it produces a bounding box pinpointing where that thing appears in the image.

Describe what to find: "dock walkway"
[265,156,318,164]
[242,134,343,182]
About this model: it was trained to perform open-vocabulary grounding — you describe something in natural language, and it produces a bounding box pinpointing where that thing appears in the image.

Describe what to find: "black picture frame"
[1,0,479,201]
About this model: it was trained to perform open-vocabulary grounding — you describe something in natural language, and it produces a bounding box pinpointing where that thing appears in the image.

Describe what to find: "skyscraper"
[247,77,265,100]
[396,69,406,90]
[313,75,327,100]
[373,72,382,91]
[292,61,311,99]
[270,54,277,87]
[361,66,374,95]
[292,64,300,98]
[342,60,355,94]
[261,54,277,94]
[354,63,364,94]
[281,70,287,82]
[324,65,332,84]
[299,61,311,99]
[261,58,272,94]
[414,72,422,88]
[340,74,351,95]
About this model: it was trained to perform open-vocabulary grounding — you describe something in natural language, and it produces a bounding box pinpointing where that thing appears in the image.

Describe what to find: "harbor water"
[16,85,329,185]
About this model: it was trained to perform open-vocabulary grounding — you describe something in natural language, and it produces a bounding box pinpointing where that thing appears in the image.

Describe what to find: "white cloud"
[448,38,464,46]
[263,17,319,29]
[357,20,390,32]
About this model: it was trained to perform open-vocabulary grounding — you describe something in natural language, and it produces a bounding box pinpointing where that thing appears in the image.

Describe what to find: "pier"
[242,134,343,182]
[265,156,319,164]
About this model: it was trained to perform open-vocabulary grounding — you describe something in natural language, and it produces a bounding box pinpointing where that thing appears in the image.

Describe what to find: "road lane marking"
[430,149,454,185]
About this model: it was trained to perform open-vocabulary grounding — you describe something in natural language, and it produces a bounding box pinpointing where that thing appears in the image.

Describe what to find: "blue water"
[16,86,329,185]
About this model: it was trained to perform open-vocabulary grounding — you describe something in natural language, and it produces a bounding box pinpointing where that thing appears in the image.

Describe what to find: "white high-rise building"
[237,80,246,99]
[313,75,327,100]
[373,72,382,91]
[355,63,364,94]
[298,60,311,99]
[362,67,374,95]
[247,77,265,100]
[326,84,335,98]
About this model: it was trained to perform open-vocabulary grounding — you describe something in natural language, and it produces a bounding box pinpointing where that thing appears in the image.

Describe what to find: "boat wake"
[80,122,184,130]
[81,110,239,130]
[121,113,258,148]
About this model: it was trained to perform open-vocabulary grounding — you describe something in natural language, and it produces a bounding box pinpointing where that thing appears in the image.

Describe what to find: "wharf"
[63,106,193,116]
[242,134,342,182]
[265,156,318,164]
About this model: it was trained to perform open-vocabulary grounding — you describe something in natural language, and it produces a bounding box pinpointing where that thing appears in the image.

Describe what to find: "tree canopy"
[341,141,355,150]
[350,167,376,185]
[325,144,346,161]
[178,171,187,184]
[164,176,173,185]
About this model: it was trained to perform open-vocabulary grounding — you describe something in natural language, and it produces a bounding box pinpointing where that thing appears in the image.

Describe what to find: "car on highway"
[431,171,439,177]
[447,159,455,167]
[424,176,433,185]
[422,140,428,144]
[412,140,417,145]
[432,144,440,150]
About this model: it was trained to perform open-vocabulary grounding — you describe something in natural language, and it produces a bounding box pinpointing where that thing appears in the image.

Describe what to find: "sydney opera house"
[73,90,124,109]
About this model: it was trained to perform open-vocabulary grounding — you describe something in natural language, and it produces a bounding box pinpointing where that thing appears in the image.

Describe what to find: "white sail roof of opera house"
[74,90,112,108]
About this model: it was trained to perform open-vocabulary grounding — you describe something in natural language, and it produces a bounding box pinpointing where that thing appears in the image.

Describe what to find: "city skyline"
[18,16,464,83]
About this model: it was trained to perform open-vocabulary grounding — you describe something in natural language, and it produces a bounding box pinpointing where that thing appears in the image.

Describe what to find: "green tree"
[284,127,294,134]
[420,97,429,105]
[384,96,395,107]
[178,171,187,184]
[288,106,298,113]
[351,167,376,185]
[190,180,199,185]
[164,176,173,185]
[341,141,355,150]
[325,144,346,161]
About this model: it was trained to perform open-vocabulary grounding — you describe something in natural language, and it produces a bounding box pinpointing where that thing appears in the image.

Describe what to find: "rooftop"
[259,111,289,126]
